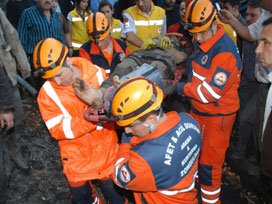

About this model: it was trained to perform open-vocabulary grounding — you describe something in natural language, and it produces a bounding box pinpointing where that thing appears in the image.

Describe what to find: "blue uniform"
[114,112,202,204]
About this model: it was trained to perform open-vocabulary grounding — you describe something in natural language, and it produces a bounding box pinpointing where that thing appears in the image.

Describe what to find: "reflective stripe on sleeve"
[193,70,206,81]
[46,114,63,129]
[197,85,209,103]
[202,81,221,100]
[43,81,74,139]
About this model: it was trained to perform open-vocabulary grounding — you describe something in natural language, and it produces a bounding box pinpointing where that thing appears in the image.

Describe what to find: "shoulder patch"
[210,67,230,90]
[117,162,136,187]
[214,72,227,86]
[120,165,131,183]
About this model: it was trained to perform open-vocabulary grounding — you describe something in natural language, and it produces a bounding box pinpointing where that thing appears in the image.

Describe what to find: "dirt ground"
[3,94,271,204]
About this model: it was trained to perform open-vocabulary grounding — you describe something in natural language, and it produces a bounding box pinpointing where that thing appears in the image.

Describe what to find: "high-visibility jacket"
[79,37,130,76]
[216,16,237,45]
[124,2,165,52]
[112,18,122,40]
[180,25,242,116]
[37,57,119,182]
[70,8,90,50]
[114,112,202,204]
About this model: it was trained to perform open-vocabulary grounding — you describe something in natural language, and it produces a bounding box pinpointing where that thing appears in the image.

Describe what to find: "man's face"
[191,24,215,44]
[179,2,186,24]
[246,7,262,25]
[36,0,52,10]
[97,35,111,50]
[100,5,113,22]
[50,66,73,86]
[135,0,152,13]
[223,2,238,18]
[256,24,272,69]
[164,0,176,8]
[124,120,151,138]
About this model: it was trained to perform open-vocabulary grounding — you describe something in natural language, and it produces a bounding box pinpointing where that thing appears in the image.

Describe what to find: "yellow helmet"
[86,12,111,44]
[33,38,68,79]
[185,0,216,33]
[111,76,163,126]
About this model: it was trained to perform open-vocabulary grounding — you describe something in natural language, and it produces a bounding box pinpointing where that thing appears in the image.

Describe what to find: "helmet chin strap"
[131,107,162,133]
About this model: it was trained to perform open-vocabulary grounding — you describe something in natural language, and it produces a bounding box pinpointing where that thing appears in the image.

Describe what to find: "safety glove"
[72,78,105,108]
[157,36,174,50]
[141,38,157,50]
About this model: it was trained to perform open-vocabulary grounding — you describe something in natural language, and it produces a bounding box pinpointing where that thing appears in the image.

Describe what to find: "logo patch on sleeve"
[210,67,230,90]
[117,162,136,186]
[214,72,227,86]
[120,165,131,183]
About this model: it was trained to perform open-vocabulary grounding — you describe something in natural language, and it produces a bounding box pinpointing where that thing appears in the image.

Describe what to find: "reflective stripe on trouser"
[191,112,236,204]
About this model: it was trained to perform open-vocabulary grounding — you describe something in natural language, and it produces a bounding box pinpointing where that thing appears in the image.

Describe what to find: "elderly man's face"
[36,0,52,10]
[135,0,152,13]
[256,24,272,69]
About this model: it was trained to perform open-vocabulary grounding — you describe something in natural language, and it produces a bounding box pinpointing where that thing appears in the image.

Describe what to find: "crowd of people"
[1,0,272,203]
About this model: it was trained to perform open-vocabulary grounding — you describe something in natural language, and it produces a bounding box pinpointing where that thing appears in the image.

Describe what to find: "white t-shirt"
[248,9,272,41]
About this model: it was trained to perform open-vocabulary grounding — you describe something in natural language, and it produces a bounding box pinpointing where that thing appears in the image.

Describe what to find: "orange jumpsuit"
[177,25,242,204]
[37,58,121,203]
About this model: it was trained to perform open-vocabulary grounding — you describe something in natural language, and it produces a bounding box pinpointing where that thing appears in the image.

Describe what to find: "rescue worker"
[79,12,130,76]
[34,38,126,204]
[122,0,167,52]
[173,0,242,203]
[99,0,125,40]
[67,0,91,57]
[111,76,202,204]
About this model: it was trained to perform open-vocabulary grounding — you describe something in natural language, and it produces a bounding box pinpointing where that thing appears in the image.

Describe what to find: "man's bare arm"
[219,9,254,42]
[126,32,144,48]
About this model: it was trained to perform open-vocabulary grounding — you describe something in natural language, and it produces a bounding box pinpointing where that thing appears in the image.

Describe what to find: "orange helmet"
[111,76,163,126]
[33,38,68,79]
[185,0,216,33]
[86,12,111,44]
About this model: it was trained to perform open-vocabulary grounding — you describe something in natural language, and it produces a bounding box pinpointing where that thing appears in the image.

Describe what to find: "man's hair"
[99,0,113,11]
[223,0,241,8]
[137,107,163,122]
[247,0,261,9]
[262,16,272,27]
[180,0,186,4]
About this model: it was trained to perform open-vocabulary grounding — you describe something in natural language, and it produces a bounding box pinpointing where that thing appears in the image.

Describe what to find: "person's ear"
[147,114,157,124]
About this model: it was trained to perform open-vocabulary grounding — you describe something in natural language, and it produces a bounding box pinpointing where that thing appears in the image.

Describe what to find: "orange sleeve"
[184,52,240,103]
[113,143,158,192]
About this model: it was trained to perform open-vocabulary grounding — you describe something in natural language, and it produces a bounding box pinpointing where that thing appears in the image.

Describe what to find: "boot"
[7,131,29,171]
